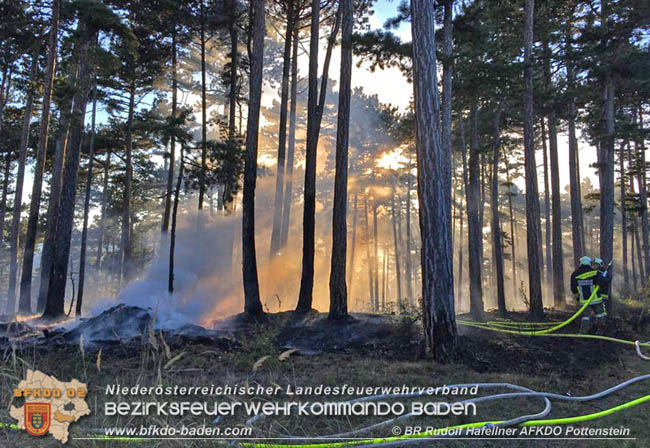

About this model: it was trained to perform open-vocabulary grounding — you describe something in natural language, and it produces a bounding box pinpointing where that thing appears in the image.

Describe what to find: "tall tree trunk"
[523,0,544,319]
[169,144,184,292]
[637,107,649,282]
[382,244,387,310]
[19,0,60,311]
[0,66,11,133]
[96,151,110,271]
[620,142,629,290]
[541,118,551,283]
[296,0,322,313]
[120,84,135,283]
[566,24,585,266]
[43,24,94,318]
[441,0,453,209]
[314,7,341,137]
[198,0,208,211]
[76,84,97,316]
[270,2,294,259]
[491,106,506,316]
[328,0,352,320]
[634,214,644,282]
[9,43,40,314]
[404,166,414,304]
[364,195,374,310]
[457,188,465,310]
[372,199,379,311]
[347,192,358,302]
[506,162,517,299]
[467,105,484,320]
[458,115,470,309]
[241,0,265,319]
[599,74,616,265]
[162,33,177,232]
[280,22,299,249]
[37,121,69,312]
[228,0,238,136]
[390,184,402,309]
[410,0,456,361]
[548,112,565,307]
[631,217,638,289]
[543,41,565,307]
[0,153,10,253]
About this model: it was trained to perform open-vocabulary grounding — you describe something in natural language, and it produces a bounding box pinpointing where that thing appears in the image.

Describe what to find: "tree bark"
[410,0,457,361]
[162,33,177,232]
[280,22,299,249]
[43,24,94,318]
[404,165,414,305]
[9,43,40,314]
[270,1,294,259]
[296,0,322,313]
[120,84,135,283]
[458,115,470,309]
[328,0,352,320]
[37,119,69,312]
[523,0,544,319]
[0,153,10,254]
[169,144,184,292]
[372,199,379,310]
[241,0,265,319]
[543,40,566,307]
[541,118,552,283]
[390,184,402,309]
[566,24,585,266]
[548,112,565,307]
[506,161,517,298]
[76,84,97,316]
[364,195,374,310]
[599,74,615,265]
[347,192,358,302]
[19,0,60,311]
[467,105,484,320]
[441,0,453,209]
[96,150,110,270]
[228,0,239,136]
[620,141,629,289]
[491,106,506,316]
[637,107,649,282]
[198,0,208,211]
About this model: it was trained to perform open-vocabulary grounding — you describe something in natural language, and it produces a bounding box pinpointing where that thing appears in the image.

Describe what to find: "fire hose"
[240,287,650,447]
[241,376,650,448]
[456,286,650,359]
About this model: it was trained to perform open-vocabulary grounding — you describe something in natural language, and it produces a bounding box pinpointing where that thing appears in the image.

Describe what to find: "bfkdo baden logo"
[24,402,51,436]
[10,369,90,444]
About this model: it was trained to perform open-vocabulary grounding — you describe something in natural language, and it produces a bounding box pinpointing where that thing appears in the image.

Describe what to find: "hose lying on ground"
[242,375,650,448]
[457,286,650,360]
[636,341,650,360]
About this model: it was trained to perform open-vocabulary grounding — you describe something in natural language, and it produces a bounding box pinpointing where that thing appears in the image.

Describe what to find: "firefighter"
[593,257,613,320]
[570,256,607,334]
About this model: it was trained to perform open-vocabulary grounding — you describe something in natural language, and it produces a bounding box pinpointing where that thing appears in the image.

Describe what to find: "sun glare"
[376,147,409,171]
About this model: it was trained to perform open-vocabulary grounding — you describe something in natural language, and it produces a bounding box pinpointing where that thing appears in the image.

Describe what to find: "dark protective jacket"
[570,265,606,303]
[597,267,613,298]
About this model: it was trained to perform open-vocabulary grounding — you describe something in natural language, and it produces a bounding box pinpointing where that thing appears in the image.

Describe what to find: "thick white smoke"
[92,212,240,328]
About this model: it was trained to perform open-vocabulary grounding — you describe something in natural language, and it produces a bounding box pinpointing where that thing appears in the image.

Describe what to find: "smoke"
[91,212,240,328]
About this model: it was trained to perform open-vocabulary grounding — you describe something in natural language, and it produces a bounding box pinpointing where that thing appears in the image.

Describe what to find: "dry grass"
[0,315,648,448]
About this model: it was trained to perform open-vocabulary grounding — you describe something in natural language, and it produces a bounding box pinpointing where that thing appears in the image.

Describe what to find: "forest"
[0,0,650,446]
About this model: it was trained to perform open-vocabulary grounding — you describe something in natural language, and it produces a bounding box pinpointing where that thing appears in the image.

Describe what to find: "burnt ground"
[0,301,649,447]
[1,302,648,380]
